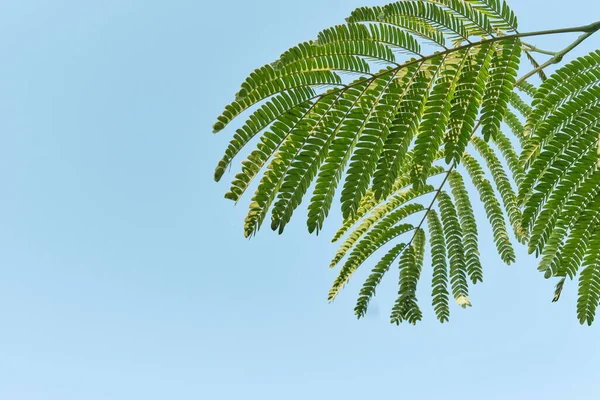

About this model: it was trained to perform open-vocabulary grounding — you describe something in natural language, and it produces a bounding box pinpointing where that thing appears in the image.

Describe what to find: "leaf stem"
[522,42,558,56]
[515,28,598,86]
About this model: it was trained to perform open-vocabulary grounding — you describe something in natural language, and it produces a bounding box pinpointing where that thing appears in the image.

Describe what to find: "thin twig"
[522,42,558,56]
[515,30,598,86]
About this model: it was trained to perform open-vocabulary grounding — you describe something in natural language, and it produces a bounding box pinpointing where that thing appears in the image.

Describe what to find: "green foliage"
[445,44,493,165]
[212,0,600,324]
[427,210,450,322]
[519,51,600,320]
[391,239,425,325]
[355,243,406,318]
[463,153,516,264]
[438,191,470,306]
[471,136,523,241]
[481,38,521,141]
[578,232,600,325]
[448,172,482,283]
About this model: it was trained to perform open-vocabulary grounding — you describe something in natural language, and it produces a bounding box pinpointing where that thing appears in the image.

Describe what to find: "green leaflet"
[305,80,374,234]
[367,23,422,55]
[347,4,446,47]
[272,79,371,234]
[438,191,470,306]
[527,50,600,136]
[578,230,600,325]
[525,56,545,85]
[408,229,427,323]
[412,53,463,188]
[481,38,521,141]
[448,172,482,283]
[535,172,600,278]
[243,91,342,237]
[214,88,315,183]
[503,109,527,147]
[516,80,537,97]
[558,194,600,279]
[306,23,422,58]
[331,191,378,244]
[214,70,343,133]
[330,202,425,269]
[372,70,429,201]
[527,151,598,256]
[521,91,600,224]
[225,102,316,202]
[391,238,424,325]
[347,0,515,47]
[329,223,415,302]
[385,1,471,41]
[355,243,407,319]
[471,136,523,241]
[462,0,518,31]
[508,91,533,119]
[428,209,450,322]
[223,106,308,202]
[278,48,372,76]
[553,277,566,302]
[414,227,427,268]
[435,0,494,36]
[490,129,525,187]
[341,64,422,220]
[309,70,397,230]
[445,43,494,164]
[331,165,445,243]
[521,86,600,173]
[313,25,397,64]
[275,40,375,76]
[522,51,600,169]
[463,154,516,264]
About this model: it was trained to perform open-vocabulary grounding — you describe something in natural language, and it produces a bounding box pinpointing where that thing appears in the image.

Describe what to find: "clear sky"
[0,1,599,399]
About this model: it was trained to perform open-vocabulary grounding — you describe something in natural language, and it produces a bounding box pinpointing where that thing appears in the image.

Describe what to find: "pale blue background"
[0,1,599,399]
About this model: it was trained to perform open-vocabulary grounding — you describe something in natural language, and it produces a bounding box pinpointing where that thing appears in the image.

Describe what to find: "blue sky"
[0,1,599,399]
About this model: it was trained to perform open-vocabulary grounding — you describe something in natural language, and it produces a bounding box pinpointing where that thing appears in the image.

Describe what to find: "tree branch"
[307,21,600,105]
[515,29,599,86]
